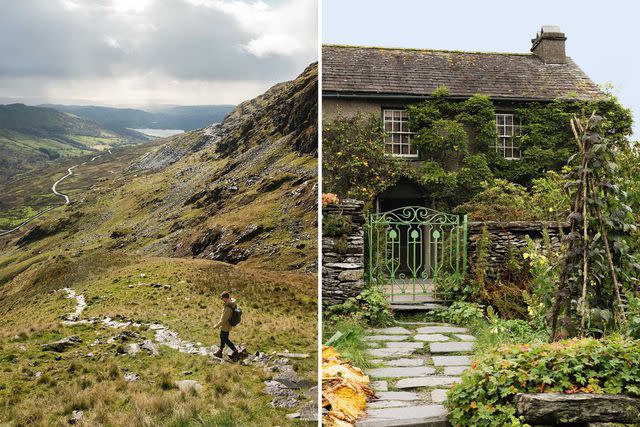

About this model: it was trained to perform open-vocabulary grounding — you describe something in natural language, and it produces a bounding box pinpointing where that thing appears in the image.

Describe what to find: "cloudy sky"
[0,0,317,106]
[324,0,639,137]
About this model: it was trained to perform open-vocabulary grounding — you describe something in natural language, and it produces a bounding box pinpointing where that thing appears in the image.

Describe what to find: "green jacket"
[215,299,237,332]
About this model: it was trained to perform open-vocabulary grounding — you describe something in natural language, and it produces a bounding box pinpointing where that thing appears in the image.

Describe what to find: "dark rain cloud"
[0,0,315,102]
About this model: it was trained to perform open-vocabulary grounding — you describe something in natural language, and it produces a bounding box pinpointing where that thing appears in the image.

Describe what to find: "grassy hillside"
[0,140,164,230]
[0,254,316,426]
[0,104,147,180]
[0,64,318,426]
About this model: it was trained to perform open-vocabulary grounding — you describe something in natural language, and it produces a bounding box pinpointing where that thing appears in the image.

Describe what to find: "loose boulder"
[42,336,82,352]
[516,393,640,424]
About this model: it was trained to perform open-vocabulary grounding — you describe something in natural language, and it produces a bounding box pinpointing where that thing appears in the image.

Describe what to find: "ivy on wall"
[496,95,633,184]
[322,86,633,216]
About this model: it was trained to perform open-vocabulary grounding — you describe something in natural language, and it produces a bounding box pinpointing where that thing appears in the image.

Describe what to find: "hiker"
[213,291,241,359]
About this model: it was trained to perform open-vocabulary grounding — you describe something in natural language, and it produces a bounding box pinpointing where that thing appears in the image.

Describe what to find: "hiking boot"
[230,350,239,361]
[213,349,223,358]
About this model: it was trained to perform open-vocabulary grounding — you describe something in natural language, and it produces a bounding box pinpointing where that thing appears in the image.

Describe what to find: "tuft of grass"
[322,318,373,369]
[158,369,175,391]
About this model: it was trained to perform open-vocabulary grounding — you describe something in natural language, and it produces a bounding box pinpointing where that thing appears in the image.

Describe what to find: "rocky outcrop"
[516,393,640,424]
[121,64,318,270]
[132,63,317,172]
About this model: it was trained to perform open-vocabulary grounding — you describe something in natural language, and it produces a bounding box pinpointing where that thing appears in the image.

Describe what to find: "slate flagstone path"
[357,323,476,427]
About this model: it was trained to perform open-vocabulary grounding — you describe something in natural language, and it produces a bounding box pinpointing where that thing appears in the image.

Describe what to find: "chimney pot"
[531,25,567,64]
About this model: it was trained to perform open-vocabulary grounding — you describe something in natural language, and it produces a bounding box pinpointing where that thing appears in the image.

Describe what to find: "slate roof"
[322,45,602,101]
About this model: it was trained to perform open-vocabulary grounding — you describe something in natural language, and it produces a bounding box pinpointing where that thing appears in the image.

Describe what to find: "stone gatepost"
[322,199,366,307]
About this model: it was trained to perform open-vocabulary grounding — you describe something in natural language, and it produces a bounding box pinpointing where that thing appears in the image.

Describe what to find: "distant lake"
[130,128,185,138]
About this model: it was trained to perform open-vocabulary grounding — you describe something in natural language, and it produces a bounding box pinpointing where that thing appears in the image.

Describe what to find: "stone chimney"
[531,25,567,64]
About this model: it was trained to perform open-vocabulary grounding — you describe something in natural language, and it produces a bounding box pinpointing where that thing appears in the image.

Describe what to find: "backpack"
[229,305,242,326]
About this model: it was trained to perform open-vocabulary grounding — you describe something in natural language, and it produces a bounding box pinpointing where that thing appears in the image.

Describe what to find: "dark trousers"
[220,331,237,352]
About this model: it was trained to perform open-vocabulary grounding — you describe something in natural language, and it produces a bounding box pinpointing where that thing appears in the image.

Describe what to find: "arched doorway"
[376,181,428,213]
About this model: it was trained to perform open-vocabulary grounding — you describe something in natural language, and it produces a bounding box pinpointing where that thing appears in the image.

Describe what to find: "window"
[493,113,521,160]
[383,109,418,157]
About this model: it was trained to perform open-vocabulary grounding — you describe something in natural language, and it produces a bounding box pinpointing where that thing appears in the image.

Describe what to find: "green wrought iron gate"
[367,207,468,302]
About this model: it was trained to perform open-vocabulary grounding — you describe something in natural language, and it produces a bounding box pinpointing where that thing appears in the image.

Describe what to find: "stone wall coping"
[468,220,570,231]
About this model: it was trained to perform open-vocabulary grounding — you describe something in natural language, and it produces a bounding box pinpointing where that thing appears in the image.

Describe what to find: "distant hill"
[43,104,235,132]
[0,104,147,180]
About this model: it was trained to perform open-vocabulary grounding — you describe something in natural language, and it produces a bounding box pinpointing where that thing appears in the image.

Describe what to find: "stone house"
[322,26,602,212]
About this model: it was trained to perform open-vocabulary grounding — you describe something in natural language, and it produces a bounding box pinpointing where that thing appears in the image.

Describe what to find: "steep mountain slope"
[45,104,235,132]
[0,65,318,425]
[0,104,147,180]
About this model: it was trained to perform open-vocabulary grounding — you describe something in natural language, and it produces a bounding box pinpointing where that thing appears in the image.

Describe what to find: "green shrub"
[323,214,352,237]
[327,287,394,327]
[323,113,406,202]
[447,336,640,426]
[442,301,485,326]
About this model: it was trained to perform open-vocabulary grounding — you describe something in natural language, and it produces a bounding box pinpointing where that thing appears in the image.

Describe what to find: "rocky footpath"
[49,287,316,421]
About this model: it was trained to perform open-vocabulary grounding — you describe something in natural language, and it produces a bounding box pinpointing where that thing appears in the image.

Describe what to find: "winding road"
[51,166,77,205]
[0,153,105,237]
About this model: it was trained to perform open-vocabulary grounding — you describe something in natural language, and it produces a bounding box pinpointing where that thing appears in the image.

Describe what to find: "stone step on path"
[358,323,477,427]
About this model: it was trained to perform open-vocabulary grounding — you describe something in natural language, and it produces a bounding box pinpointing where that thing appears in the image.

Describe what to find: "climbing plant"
[495,95,633,184]
[406,87,496,208]
[322,86,632,215]
[552,113,638,339]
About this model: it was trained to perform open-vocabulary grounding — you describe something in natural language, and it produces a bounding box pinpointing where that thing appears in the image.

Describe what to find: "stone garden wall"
[321,199,571,307]
[467,221,570,270]
[322,199,366,307]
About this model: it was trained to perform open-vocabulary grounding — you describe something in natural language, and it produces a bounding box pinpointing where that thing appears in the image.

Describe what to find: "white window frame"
[492,113,522,160]
[383,109,418,158]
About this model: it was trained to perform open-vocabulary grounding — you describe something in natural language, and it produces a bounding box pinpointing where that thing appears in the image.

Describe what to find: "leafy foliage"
[323,88,632,216]
[322,114,407,202]
[494,96,633,184]
[326,287,394,327]
[455,171,570,221]
[444,301,485,325]
[447,337,640,427]
[406,91,497,208]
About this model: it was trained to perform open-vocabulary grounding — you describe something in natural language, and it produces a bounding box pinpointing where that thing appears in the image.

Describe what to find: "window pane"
[505,115,513,126]
[381,109,417,157]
